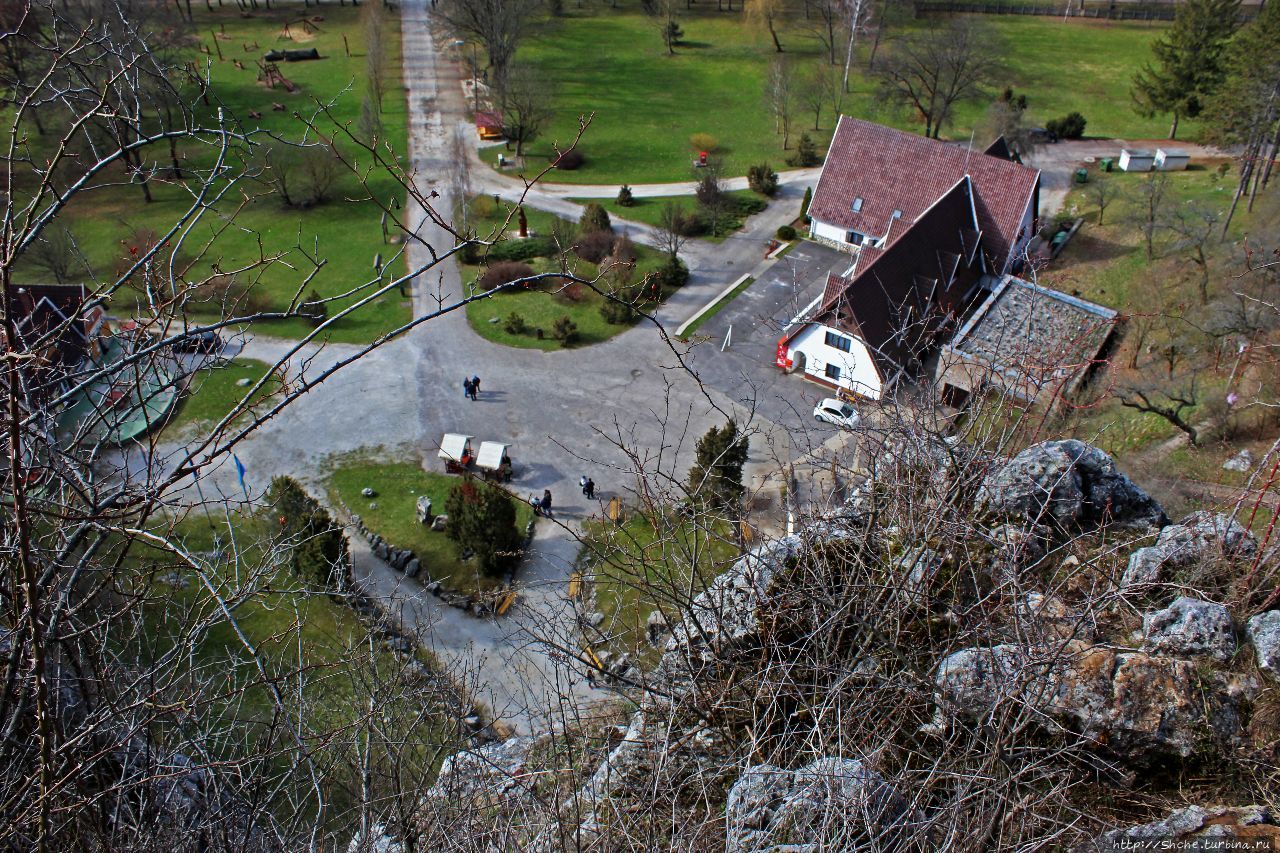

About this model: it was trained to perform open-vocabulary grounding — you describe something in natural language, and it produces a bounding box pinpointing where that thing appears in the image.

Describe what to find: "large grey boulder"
[934,641,1251,762]
[979,440,1165,529]
[726,758,912,852]
[1077,804,1278,851]
[1247,610,1280,678]
[1140,596,1235,659]
[1122,512,1257,591]
[1143,597,1235,661]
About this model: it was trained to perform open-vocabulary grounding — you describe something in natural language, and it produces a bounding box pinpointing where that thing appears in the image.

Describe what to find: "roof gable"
[817,178,986,371]
[808,117,1040,270]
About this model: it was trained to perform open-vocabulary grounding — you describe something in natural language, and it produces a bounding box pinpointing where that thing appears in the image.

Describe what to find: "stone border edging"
[339,498,536,620]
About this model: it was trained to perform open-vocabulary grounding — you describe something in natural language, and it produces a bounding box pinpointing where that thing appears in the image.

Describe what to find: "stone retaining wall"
[341,501,535,620]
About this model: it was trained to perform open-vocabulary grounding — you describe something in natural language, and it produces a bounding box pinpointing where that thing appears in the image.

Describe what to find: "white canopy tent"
[438,433,472,463]
[475,441,509,472]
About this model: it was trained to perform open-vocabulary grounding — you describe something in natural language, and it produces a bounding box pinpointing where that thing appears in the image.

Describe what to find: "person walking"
[462,377,471,399]
[579,474,588,496]
[471,375,481,398]
[584,478,595,500]
[541,489,553,518]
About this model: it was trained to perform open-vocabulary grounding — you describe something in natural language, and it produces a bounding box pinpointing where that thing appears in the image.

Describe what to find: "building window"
[851,197,863,212]
[824,331,852,352]
[825,363,842,380]
[846,232,864,246]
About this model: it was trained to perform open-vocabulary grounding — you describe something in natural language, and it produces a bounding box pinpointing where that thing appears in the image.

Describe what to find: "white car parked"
[813,397,860,429]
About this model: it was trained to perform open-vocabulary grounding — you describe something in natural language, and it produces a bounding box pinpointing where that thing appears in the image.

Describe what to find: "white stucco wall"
[811,219,852,247]
[784,324,883,400]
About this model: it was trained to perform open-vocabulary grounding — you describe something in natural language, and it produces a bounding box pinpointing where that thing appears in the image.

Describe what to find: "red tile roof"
[808,117,1040,271]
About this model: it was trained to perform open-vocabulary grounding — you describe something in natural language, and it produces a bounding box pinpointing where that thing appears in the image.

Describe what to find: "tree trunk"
[168,137,183,178]
[1168,112,1179,140]
[769,22,783,52]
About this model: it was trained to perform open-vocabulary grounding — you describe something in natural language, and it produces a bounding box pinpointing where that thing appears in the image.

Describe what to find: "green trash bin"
[1100,158,1114,173]
[1074,168,1089,184]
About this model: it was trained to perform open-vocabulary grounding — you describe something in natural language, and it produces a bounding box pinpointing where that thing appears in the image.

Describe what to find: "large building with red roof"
[778,117,1042,400]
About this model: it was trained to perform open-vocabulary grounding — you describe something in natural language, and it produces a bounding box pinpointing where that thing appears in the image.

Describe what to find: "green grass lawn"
[572,190,768,242]
[16,6,412,344]
[579,508,740,659]
[165,358,282,435]
[460,197,669,349]
[328,460,535,596]
[481,6,1181,185]
[134,509,458,828]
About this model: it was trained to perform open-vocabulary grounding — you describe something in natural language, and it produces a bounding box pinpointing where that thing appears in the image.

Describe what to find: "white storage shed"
[1155,148,1190,171]
[1118,149,1155,173]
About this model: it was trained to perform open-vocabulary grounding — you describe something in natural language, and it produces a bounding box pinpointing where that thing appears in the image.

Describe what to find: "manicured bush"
[776,225,796,241]
[1046,112,1087,140]
[486,235,557,262]
[689,132,718,153]
[300,289,327,327]
[747,163,779,196]
[503,312,528,335]
[552,314,579,345]
[552,148,584,170]
[787,133,821,167]
[478,260,535,289]
[268,476,349,590]
[579,202,612,234]
[616,184,635,207]
[655,255,689,290]
[574,229,616,264]
[734,195,768,217]
[600,282,644,325]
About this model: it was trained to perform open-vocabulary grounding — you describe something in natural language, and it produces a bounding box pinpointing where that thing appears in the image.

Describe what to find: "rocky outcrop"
[1122,512,1257,591]
[979,440,1166,529]
[934,641,1252,761]
[1078,804,1279,851]
[1143,597,1235,661]
[1247,610,1280,678]
[725,758,913,852]
[425,735,548,808]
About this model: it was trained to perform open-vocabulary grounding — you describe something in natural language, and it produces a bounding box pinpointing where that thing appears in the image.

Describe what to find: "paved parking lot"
[686,241,853,432]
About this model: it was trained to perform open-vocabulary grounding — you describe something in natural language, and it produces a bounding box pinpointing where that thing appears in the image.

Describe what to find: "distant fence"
[914,0,1258,21]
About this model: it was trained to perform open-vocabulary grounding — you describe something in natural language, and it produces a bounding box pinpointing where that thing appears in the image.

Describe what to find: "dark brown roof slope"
[817,179,985,371]
[808,117,1040,271]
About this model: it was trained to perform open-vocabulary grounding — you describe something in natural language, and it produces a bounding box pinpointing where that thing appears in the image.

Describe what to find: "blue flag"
[233,454,248,500]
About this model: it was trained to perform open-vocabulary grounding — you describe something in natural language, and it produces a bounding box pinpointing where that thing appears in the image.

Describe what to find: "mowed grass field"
[482,6,1177,184]
[16,6,411,344]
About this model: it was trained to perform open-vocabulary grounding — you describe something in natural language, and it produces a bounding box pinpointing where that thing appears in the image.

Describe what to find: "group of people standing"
[579,475,596,500]
[462,374,481,401]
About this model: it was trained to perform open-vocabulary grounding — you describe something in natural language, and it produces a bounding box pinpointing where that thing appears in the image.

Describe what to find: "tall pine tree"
[686,421,750,512]
[1131,0,1241,139]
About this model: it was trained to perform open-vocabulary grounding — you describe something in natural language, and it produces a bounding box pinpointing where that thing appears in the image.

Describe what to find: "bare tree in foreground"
[0,3,600,848]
